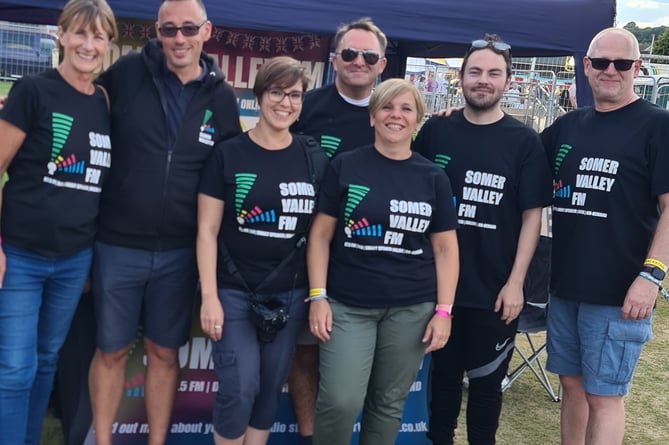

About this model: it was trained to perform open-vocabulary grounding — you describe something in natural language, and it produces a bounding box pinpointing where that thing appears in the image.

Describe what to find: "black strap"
[219,134,328,298]
[218,236,306,299]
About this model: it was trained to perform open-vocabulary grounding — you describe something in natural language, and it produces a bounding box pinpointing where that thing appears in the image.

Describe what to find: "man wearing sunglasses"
[542,27,669,445]
[414,34,551,445]
[289,17,387,445]
[88,1,242,444]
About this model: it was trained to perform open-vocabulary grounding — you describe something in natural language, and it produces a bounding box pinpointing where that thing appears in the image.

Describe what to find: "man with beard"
[413,35,552,445]
[288,18,387,445]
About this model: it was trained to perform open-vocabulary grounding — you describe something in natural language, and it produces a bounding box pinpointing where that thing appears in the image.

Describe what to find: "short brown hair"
[253,57,311,101]
[462,34,512,77]
[58,0,118,41]
[334,18,387,54]
[369,78,426,123]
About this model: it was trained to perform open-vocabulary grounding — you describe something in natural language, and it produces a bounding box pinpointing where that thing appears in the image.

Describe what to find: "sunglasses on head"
[337,48,381,65]
[158,20,206,37]
[470,39,511,52]
[587,57,636,71]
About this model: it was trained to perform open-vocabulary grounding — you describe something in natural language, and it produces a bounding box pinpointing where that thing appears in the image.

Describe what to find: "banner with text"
[102,19,331,130]
[84,307,431,444]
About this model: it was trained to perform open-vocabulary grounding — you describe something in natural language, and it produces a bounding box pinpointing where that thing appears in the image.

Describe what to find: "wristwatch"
[642,265,666,281]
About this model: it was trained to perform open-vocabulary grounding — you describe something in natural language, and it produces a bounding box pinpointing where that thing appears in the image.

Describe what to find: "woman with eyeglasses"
[0,1,116,443]
[307,78,459,445]
[197,56,327,445]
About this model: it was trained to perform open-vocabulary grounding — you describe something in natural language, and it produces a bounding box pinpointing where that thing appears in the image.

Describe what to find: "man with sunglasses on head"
[288,17,387,445]
[88,1,241,444]
[414,34,551,445]
[542,27,669,445]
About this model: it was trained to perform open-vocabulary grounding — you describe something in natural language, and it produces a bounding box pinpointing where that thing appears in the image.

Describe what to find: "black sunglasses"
[587,57,636,71]
[337,48,381,65]
[158,20,206,38]
[470,39,511,52]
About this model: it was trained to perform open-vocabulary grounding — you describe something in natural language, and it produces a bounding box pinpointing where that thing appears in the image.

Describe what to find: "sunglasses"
[337,48,382,65]
[158,20,206,38]
[587,57,636,71]
[470,39,511,52]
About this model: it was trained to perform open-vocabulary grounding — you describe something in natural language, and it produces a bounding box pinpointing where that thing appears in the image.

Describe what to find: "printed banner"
[84,307,431,444]
[102,19,331,130]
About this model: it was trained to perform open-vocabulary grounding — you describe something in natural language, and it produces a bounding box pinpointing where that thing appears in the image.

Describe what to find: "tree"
[621,22,668,53]
[654,29,669,56]
[624,22,640,33]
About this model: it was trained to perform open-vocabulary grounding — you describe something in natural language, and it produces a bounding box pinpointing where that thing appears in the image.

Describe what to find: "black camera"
[248,299,290,343]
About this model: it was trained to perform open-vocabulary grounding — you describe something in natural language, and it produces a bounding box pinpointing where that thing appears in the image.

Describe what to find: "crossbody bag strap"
[96,84,110,112]
[220,134,326,297]
[218,237,306,298]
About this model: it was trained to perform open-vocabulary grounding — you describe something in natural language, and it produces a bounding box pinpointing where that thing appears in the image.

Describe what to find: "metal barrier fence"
[0,20,57,81]
[634,75,669,110]
[419,69,565,132]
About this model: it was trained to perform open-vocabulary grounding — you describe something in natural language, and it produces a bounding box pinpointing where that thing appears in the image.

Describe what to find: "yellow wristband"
[644,258,667,272]
[309,288,326,297]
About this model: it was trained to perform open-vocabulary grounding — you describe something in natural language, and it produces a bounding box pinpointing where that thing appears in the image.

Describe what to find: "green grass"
[41,302,669,445]
[490,301,669,445]
[0,80,13,97]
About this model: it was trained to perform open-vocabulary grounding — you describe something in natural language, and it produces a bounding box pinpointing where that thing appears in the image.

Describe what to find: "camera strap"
[218,134,328,301]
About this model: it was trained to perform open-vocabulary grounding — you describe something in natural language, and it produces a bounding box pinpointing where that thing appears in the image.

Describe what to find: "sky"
[616,0,669,27]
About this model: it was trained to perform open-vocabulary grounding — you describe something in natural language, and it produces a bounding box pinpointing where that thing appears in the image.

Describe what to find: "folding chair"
[502,236,560,402]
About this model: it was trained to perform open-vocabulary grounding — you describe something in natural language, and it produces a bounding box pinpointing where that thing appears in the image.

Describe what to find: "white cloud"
[617,0,669,27]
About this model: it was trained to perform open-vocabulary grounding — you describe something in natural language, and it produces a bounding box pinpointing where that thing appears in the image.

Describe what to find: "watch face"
[644,266,666,281]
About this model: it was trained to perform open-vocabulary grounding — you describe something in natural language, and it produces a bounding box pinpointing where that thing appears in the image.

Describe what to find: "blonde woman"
[0,1,116,443]
[307,78,459,445]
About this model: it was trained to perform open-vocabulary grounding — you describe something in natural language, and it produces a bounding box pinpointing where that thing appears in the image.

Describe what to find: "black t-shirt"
[199,133,318,292]
[0,69,111,257]
[319,145,458,308]
[542,99,669,306]
[291,84,373,158]
[414,112,552,309]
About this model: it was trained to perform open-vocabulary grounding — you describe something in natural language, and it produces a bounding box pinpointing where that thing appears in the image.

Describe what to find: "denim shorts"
[92,241,197,351]
[546,295,653,396]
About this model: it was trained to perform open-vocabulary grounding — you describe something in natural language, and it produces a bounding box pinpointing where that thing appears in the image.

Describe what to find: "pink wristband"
[436,303,453,313]
[435,309,451,318]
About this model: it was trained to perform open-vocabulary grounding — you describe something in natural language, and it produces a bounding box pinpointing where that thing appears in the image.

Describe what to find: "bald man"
[542,27,669,445]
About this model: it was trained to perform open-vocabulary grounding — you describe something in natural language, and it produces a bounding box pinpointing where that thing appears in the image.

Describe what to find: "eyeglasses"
[470,39,511,52]
[266,88,304,104]
[587,57,636,71]
[336,48,382,65]
[157,20,207,37]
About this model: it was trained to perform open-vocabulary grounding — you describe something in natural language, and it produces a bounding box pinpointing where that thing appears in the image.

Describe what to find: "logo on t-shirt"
[553,143,617,219]
[343,185,379,238]
[43,112,110,193]
[233,173,315,239]
[553,144,573,176]
[47,113,80,175]
[433,153,452,169]
[341,184,430,256]
[320,135,341,158]
[198,109,215,146]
